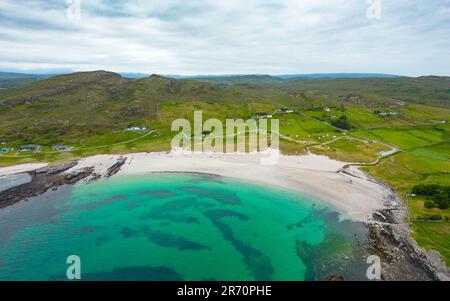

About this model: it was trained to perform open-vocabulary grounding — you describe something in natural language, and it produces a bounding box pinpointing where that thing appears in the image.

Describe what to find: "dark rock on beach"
[0,161,96,209]
[367,207,444,281]
[105,156,127,177]
[32,161,78,175]
[0,156,126,209]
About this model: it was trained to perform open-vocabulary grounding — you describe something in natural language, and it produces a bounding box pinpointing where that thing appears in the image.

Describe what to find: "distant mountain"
[163,73,401,80]
[0,71,404,83]
[0,71,56,89]
[0,71,58,79]
[0,72,38,79]
[275,73,401,79]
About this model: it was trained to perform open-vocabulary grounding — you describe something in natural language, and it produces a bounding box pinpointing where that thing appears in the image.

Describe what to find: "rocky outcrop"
[105,157,127,177]
[0,161,97,209]
[33,160,78,175]
[368,206,449,281]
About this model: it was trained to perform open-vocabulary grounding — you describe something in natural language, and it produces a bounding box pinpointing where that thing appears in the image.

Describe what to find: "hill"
[1,70,449,149]
[0,71,54,89]
[0,71,252,147]
[0,70,449,265]
[198,76,450,108]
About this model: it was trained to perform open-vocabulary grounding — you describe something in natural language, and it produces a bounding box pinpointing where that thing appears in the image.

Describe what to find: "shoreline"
[67,152,393,222]
[0,151,448,280]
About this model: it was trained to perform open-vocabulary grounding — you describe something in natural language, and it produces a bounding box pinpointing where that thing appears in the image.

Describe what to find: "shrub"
[331,115,351,130]
[412,184,442,196]
[424,200,434,209]
[412,184,450,211]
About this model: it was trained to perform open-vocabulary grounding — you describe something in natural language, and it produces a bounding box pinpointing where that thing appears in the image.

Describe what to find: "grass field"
[412,221,450,266]
[411,141,450,161]
[310,137,389,163]
[409,197,450,220]
[353,126,448,150]
[363,152,450,192]
[363,148,450,266]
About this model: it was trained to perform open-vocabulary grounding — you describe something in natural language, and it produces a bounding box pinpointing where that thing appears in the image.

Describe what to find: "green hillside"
[0,71,53,89]
[201,76,450,108]
[1,71,449,157]
[0,71,449,265]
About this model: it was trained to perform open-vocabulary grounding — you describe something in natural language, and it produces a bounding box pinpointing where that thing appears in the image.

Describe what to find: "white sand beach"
[0,163,48,176]
[64,151,397,222]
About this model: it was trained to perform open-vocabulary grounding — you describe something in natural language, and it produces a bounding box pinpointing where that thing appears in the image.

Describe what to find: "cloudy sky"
[0,0,449,76]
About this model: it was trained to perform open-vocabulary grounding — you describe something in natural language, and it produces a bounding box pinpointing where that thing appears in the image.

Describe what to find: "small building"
[277,108,294,113]
[19,145,41,152]
[0,148,14,154]
[253,113,272,119]
[376,111,399,117]
[52,145,74,151]
[125,126,147,132]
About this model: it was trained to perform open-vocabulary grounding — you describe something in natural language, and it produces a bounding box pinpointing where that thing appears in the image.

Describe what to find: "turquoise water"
[0,174,368,281]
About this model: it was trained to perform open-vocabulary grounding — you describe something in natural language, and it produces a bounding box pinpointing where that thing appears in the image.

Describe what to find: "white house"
[125,126,147,132]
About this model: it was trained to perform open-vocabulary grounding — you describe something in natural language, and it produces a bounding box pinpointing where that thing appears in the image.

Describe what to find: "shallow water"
[0,173,369,280]
[0,173,31,193]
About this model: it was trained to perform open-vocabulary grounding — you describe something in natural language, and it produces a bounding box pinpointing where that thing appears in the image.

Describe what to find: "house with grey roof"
[52,145,74,151]
[19,145,41,152]
[0,148,14,154]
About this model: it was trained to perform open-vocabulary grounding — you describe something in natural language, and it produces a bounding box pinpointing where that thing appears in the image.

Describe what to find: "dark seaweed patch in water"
[57,266,184,281]
[138,190,177,198]
[204,209,274,280]
[286,221,304,230]
[65,226,97,237]
[179,186,241,205]
[139,197,200,224]
[205,209,249,221]
[294,208,368,281]
[121,226,210,251]
[186,173,225,184]
[121,227,139,239]
[124,199,141,209]
[158,197,199,210]
[140,210,199,224]
[75,194,128,210]
[95,235,113,246]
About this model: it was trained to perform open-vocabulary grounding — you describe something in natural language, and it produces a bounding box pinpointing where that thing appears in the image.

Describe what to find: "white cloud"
[0,0,449,75]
